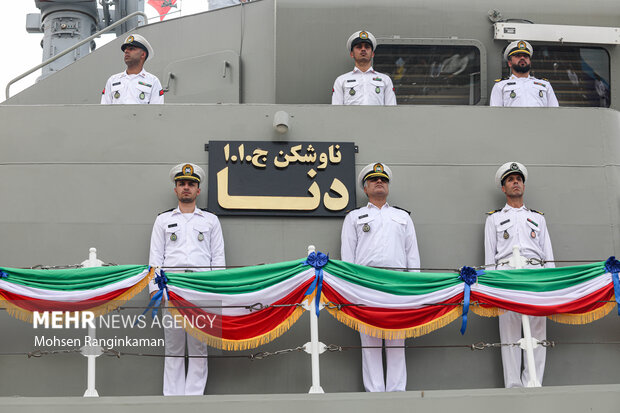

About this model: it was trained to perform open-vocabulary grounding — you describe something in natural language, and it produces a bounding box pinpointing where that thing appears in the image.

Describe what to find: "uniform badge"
[362,223,370,232]
[375,86,380,94]
[114,91,120,99]
[503,230,509,239]
[139,92,145,100]
[170,233,177,241]
[198,232,204,241]
[183,164,194,176]
[539,90,543,98]
[510,91,516,99]
[349,88,356,96]
[531,230,536,239]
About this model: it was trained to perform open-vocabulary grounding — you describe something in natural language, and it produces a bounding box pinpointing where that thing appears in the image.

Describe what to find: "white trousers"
[360,332,406,392]
[499,311,546,388]
[163,313,208,396]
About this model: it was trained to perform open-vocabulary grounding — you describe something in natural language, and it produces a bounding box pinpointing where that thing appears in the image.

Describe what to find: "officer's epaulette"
[494,77,509,82]
[393,206,412,215]
[200,208,213,213]
[157,208,175,216]
[486,209,501,215]
[345,206,363,214]
[529,208,544,215]
[531,75,548,82]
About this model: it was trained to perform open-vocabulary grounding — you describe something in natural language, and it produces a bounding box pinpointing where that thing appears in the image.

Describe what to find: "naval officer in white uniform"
[341,162,420,392]
[101,34,164,104]
[332,30,397,105]
[149,163,225,395]
[484,162,554,388]
[490,40,559,107]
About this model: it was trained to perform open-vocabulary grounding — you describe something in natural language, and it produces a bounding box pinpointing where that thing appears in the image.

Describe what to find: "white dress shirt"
[149,207,225,292]
[490,74,559,107]
[341,202,419,271]
[101,69,164,104]
[484,203,554,269]
[332,67,397,106]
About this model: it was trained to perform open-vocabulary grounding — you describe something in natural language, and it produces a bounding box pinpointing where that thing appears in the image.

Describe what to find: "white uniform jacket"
[341,202,419,271]
[149,207,225,293]
[101,69,164,104]
[332,67,397,106]
[489,74,559,107]
[484,204,554,269]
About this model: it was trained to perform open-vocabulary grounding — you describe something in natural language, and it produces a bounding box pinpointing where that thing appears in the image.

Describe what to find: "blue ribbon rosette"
[303,251,329,317]
[459,266,484,335]
[142,269,169,319]
[604,256,620,315]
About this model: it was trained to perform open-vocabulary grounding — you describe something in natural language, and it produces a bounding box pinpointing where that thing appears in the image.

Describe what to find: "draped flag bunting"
[0,257,617,350]
[0,265,153,322]
[161,259,316,350]
[321,259,616,339]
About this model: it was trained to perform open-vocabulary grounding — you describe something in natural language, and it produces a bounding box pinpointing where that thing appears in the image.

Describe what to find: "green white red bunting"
[0,259,615,350]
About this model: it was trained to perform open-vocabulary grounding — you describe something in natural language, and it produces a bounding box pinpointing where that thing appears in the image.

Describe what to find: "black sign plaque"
[207,141,356,216]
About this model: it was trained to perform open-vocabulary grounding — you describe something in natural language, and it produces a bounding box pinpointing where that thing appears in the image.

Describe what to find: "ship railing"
[5,11,148,100]
[1,246,614,397]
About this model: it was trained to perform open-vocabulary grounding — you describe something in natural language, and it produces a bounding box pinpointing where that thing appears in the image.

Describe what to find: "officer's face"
[501,173,524,198]
[508,53,531,73]
[123,45,146,66]
[350,43,374,64]
[363,176,389,199]
[174,180,201,203]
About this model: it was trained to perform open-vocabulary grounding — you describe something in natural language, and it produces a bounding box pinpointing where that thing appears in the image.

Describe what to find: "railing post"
[80,248,104,397]
[303,245,325,393]
[510,245,541,388]
[5,11,148,99]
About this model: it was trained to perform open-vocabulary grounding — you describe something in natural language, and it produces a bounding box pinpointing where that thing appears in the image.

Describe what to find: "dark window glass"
[502,46,610,107]
[374,44,481,105]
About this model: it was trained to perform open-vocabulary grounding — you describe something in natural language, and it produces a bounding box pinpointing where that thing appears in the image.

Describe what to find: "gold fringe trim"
[547,301,615,325]
[323,302,462,339]
[166,295,311,351]
[0,267,154,323]
[469,301,615,325]
[470,304,503,318]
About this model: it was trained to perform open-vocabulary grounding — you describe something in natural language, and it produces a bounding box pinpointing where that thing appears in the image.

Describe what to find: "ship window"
[501,45,610,107]
[373,44,482,105]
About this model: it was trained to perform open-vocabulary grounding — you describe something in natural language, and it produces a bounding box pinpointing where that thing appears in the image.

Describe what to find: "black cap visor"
[121,41,149,59]
[351,38,373,51]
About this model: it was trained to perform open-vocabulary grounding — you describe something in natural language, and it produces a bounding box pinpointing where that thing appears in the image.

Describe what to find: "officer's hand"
[150,291,156,299]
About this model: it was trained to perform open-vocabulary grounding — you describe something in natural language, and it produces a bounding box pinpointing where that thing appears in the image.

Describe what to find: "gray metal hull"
[1,0,620,408]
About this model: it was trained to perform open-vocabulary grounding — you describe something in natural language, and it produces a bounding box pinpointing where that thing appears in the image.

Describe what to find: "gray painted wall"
[5,1,276,105]
[4,385,620,413]
[0,103,619,396]
[4,0,620,108]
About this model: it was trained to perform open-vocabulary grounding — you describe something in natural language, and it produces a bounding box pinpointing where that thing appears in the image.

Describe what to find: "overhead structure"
[26,0,146,79]
[494,22,620,45]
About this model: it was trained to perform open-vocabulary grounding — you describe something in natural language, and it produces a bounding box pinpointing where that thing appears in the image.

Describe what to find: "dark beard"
[513,63,531,74]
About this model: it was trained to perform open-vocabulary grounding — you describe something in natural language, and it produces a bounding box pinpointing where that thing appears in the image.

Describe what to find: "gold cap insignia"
[182,164,194,176]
